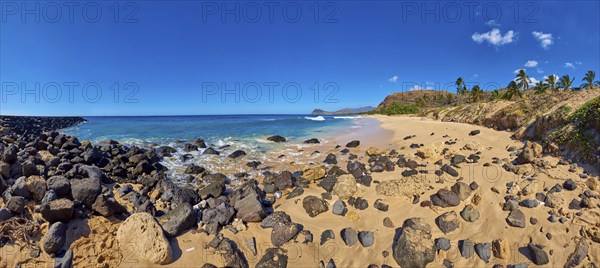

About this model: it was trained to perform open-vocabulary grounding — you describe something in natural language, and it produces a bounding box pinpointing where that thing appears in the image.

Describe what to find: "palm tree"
[455,77,464,92]
[471,85,483,102]
[515,69,531,91]
[545,75,557,91]
[491,89,501,100]
[581,71,596,89]
[503,81,522,100]
[456,77,467,102]
[558,75,575,91]
[533,81,548,94]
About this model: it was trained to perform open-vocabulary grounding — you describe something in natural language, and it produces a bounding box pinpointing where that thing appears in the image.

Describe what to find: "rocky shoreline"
[0,115,598,267]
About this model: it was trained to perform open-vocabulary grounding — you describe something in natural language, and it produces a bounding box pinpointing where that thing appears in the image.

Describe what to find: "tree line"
[455,70,599,103]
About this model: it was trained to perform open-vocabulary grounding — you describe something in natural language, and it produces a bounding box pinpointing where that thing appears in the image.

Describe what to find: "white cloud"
[513,76,539,85]
[565,62,575,69]
[389,75,399,83]
[532,31,553,50]
[536,68,544,74]
[575,61,582,65]
[473,74,479,78]
[409,85,422,91]
[524,60,538,68]
[409,82,434,91]
[472,28,516,47]
[529,77,539,84]
[485,20,501,27]
[514,69,522,74]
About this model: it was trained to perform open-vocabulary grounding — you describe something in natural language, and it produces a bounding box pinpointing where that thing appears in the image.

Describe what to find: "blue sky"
[1,1,599,116]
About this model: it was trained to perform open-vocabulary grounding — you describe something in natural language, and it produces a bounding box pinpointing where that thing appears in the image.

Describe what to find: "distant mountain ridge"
[311,106,375,115]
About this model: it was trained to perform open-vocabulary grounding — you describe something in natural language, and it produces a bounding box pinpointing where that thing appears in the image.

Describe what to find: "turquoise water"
[61,115,366,182]
[61,114,360,146]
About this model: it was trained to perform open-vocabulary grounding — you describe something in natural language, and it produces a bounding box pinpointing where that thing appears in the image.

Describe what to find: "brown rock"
[492,239,510,259]
[116,213,172,264]
[26,175,47,202]
[303,166,326,182]
[332,174,357,200]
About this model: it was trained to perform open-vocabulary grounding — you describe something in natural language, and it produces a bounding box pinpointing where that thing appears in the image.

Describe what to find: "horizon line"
[0,113,359,117]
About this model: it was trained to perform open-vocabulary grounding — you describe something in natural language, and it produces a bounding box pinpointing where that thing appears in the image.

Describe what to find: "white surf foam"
[304,116,325,121]
[333,116,363,119]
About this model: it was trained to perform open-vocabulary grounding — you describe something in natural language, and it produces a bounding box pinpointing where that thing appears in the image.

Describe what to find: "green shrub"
[374,102,419,115]
[570,95,600,132]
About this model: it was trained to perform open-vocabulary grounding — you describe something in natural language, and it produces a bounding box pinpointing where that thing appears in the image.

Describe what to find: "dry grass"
[0,209,41,247]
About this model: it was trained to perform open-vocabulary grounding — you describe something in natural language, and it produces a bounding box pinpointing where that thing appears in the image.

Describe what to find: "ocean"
[61,114,367,182]
[61,114,364,146]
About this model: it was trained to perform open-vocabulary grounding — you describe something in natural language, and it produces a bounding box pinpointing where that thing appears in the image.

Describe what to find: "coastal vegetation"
[547,95,600,162]
[365,102,419,115]
[370,69,600,163]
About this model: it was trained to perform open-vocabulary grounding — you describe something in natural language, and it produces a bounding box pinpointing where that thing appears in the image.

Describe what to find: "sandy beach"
[1,115,598,268]
[110,115,596,268]
[129,116,597,267]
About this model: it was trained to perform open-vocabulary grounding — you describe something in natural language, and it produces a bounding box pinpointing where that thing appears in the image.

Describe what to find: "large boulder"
[40,198,74,223]
[430,188,460,207]
[332,174,357,200]
[506,209,526,228]
[260,211,292,229]
[46,176,71,196]
[527,243,549,265]
[392,218,436,268]
[346,140,360,148]
[515,148,534,164]
[460,205,480,222]
[274,171,294,190]
[565,239,589,268]
[213,238,248,268]
[341,227,359,246]
[302,196,329,217]
[116,213,173,264]
[26,175,47,202]
[202,202,236,233]
[198,182,225,200]
[271,222,300,247]
[234,190,266,222]
[228,150,247,159]
[1,145,18,163]
[10,177,32,198]
[267,136,286,143]
[6,196,25,214]
[544,192,565,208]
[435,211,460,234]
[303,166,326,181]
[162,203,196,237]
[450,182,472,201]
[366,147,384,157]
[256,248,288,268]
[474,243,491,263]
[492,239,510,259]
[43,222,67,254]
[324,154,337,165]
[70,177,102,207]
[92,194,124,217]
